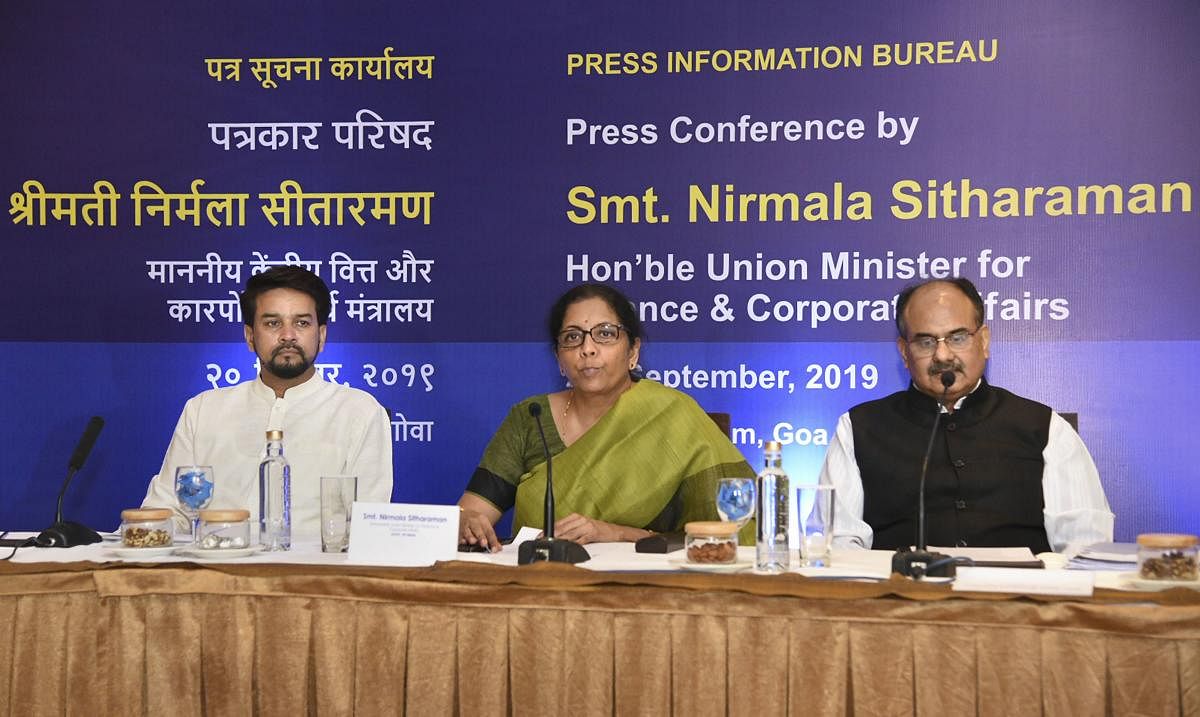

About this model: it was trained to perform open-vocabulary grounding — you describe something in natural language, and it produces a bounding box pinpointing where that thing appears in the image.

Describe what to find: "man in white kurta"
[143,265,393,541]
[144,372,393,540]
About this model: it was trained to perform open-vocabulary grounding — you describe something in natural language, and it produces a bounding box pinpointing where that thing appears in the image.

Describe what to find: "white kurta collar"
[940,378,984,413]
[249,371,326,403]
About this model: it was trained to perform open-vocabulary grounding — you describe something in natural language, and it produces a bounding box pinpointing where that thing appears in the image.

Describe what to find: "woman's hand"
[458,494,502,552]
[553,513,650,544]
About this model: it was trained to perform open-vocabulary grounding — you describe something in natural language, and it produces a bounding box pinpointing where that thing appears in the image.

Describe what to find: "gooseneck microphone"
[918,371,957,553]
[531,403,556,538]
[34,416,105,548]
[517,402,590,564]
[892,372,957,578]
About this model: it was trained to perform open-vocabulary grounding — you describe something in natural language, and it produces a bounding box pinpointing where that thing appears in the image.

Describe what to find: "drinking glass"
[716,477,756,527]
[796,484,835,567]
[320,475,357,552]
[174,465,214,541]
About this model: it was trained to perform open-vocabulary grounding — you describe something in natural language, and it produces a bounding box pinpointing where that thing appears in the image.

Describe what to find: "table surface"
[5,531,1199,602]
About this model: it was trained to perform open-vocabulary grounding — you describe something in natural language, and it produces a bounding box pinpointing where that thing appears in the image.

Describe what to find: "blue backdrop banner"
[1,1,1197,540]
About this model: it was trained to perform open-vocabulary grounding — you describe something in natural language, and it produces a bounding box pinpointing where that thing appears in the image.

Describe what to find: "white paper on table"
[578,541,675,571]
[794,548,894,580]
[505,526,542,554]
[952,566,1094,596]
[451,526,544,567]
[1075,542,1138,563]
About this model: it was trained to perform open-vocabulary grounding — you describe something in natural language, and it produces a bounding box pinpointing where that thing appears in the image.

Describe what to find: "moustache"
[272,343,305,358]
[927,361,960,377]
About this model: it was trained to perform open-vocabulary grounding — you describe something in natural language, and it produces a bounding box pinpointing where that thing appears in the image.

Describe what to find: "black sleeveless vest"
[849,379,1052,553]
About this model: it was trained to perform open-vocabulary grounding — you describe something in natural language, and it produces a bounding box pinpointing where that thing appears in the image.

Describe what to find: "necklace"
[562,390,574,418]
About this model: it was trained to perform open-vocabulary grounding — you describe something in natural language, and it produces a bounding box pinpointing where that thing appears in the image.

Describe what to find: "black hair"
[547,283,643,349]
[895,277,985,337]
[239,265,332,326]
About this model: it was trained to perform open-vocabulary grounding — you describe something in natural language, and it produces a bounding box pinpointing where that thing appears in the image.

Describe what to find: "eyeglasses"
[906,327,981,357]
[557,323,625,349]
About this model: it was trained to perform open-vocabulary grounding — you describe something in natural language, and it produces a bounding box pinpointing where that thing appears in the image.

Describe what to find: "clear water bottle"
[258,429,291,551]
[756,440,789,573]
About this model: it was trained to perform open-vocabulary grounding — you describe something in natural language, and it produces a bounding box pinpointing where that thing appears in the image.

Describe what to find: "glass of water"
[320,475,357,552]
[716,477,756,527]
[174,465,214,541]
[796,484,835,567]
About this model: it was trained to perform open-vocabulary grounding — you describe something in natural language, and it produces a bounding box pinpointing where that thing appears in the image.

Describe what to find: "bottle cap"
[763,440,782,452]
[266,429,283,440]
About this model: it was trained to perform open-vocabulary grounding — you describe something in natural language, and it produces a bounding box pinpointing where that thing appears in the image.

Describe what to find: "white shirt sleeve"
[818,412,873,549]
[1042,412,1113,553]
[348,405,394,504]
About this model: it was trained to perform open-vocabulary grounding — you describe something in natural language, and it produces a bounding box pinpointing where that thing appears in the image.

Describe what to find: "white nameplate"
[347,502,458,566]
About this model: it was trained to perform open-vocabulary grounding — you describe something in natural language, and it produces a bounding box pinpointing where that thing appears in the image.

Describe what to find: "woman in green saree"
[457,284,754,552]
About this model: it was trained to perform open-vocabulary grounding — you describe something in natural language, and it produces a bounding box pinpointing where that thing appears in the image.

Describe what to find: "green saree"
[510,380,754,536]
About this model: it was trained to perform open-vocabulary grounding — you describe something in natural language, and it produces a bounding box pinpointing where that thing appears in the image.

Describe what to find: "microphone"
[517,402,589,564]
[530,402,555,538]
[892,371,957,578]
[34,416,105,548]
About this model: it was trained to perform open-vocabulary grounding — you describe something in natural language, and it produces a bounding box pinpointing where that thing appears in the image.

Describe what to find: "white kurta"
[143,372,393,540]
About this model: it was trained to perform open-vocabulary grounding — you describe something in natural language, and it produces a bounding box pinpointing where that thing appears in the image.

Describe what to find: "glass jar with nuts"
[120,508,175,548]
[684,521,740,564]
[1136,533,1198,581]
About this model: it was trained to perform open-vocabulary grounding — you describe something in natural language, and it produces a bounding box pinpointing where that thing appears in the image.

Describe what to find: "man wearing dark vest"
[818,278,1112,554]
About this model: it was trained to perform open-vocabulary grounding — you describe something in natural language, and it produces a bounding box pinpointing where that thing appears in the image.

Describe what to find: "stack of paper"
[1068,542,1137,571]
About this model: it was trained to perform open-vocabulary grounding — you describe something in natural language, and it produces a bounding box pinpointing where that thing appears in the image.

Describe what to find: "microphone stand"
[518,403,589,564]
[892,373,957,579]
[34,472,103,547]
[34,417,105,548]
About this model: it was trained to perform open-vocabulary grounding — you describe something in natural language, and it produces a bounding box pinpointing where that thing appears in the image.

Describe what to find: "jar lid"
[200,509,250,522]
[1137,533,1198,549]
[685,521,739,537]
[121,508,173,521]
